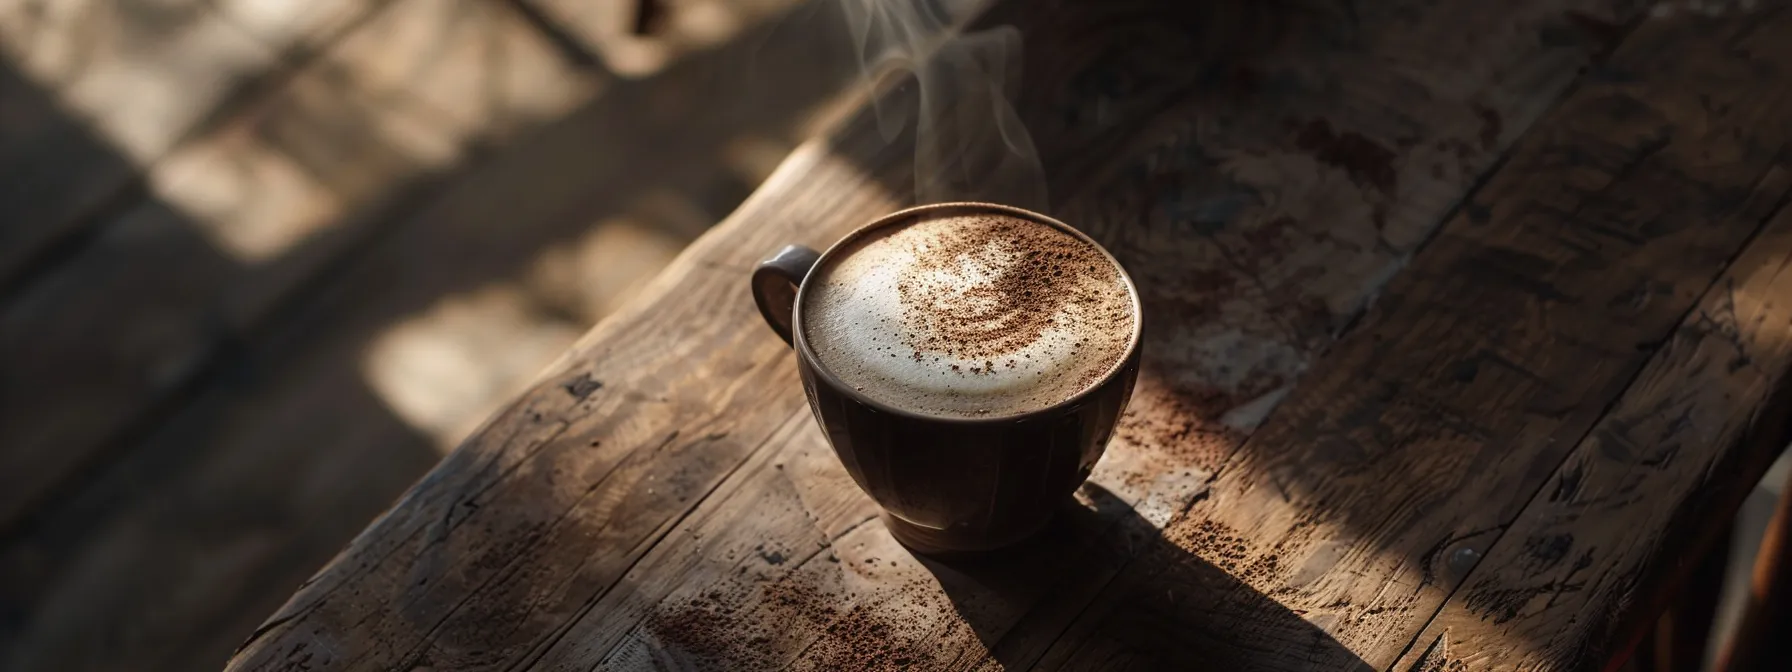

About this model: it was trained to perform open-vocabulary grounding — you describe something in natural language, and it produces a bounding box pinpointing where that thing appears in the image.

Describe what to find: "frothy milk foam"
[801,211,1136,418]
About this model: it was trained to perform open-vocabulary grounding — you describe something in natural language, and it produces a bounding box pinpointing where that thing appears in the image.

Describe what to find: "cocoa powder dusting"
[643,576,847,670]
[895,215,1124,362]
[804,210,1137,418]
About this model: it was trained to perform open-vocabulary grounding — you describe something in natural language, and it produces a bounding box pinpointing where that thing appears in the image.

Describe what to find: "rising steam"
[839,0,1048,212]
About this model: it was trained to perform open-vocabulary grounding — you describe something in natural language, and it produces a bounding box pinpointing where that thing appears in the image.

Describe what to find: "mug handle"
[752,245,821,347]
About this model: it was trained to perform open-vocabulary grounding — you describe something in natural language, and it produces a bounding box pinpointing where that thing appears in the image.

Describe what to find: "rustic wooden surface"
[3,0,1782,669]
[1056,7,1792,670]
[215,0,1792,670]
[1396,193,1792,672]
[0,0,845,670]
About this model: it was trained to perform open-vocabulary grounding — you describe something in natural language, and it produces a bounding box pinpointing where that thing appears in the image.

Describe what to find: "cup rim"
[790,201,1144,425]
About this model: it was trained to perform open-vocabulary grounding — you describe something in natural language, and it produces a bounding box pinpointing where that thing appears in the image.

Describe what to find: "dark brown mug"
[751,202,1142,554]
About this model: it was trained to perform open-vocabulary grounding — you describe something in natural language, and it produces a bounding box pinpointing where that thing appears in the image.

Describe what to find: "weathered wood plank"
[548,1,1691,670]
[0,0,379,288]
[1037,7,1792,671]
[489,0,1663,668]
[0,2,860,670]
[224,0,1665,670]
[0,0,595,533]
[218,0,1320,666]
[1395,187,1792,672]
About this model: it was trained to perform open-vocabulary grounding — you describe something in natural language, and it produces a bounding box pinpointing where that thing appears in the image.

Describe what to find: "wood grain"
[1042,7,1792,671]
[221,0,1677,670]
[1395,177,1792,672]
[0,0,379,289]
[0,0,595,533]
[503,0,1662,668]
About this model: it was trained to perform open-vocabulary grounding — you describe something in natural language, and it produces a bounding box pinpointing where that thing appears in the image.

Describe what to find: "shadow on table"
[809,0,1654,665]
[915,483,1372,671]
[791,0,1377,667]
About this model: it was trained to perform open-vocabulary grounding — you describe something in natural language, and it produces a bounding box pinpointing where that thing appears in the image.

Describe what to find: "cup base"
[881,511,1056,556]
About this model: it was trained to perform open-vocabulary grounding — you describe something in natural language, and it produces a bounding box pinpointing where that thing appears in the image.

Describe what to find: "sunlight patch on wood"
[363,284,584,451]
[364,208,687,450]
[0,0,285,162]
[142,0,598,262]
[525,210,691,324]
[723,134,798,190]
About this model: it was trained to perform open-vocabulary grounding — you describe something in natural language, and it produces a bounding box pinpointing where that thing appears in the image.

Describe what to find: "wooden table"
[224,1,1792,670]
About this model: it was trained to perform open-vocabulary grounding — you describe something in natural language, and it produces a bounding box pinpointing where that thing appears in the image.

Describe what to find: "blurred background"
[0,1,1787,671]
[0,0,882,668]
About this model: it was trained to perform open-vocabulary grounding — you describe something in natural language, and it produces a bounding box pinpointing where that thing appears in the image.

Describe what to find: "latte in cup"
[801,210,1137,418]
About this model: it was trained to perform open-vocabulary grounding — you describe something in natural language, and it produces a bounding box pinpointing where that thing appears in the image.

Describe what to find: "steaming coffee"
[754,203,1141,552]
[801,210,1136,418]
